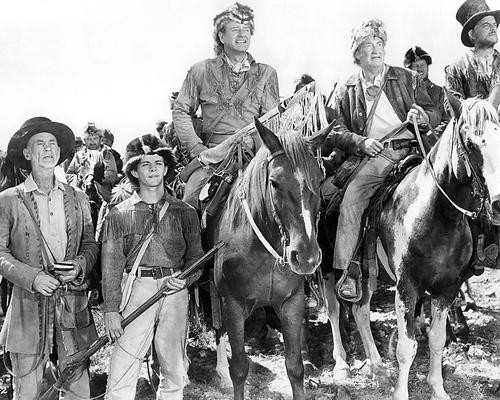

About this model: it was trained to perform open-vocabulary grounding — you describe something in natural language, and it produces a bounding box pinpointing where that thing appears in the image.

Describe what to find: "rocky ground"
[1,269,499,399]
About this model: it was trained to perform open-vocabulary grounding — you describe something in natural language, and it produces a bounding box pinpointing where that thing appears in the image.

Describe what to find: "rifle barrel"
[39,241,225,400]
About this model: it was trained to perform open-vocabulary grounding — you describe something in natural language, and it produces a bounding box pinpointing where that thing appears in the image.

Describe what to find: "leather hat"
[456,0,500,47]
[7,117,75,171]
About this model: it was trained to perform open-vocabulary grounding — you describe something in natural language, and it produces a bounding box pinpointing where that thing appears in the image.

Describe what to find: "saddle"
[328,152,423,301]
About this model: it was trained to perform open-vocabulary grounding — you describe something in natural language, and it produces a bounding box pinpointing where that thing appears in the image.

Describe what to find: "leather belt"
[136,266,180,279]
[384,138,418,151]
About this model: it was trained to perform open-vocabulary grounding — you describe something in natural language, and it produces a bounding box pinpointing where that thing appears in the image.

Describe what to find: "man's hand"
[407,104,430,126]
[359,138,383,157]
[104,312,124,341]
[164,271,186,292]
[55,261,82,284]
[33,271,60,296]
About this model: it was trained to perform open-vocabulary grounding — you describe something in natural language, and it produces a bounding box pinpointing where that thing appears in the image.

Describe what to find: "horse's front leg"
[393,286,418,400]
[324,272,350,380]
[351,284,388,382]
[222,296,249,400]
[426,299,451,400]
[279,291,307,400]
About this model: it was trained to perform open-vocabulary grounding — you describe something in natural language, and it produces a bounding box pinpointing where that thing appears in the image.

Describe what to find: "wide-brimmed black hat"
[404,46,432,68]
[124,134,177,186]
[7,117,75,171]
[457,0,500,47]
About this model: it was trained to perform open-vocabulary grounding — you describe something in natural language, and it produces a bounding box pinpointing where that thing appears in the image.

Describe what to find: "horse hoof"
[333,367,350,381]
[216,372,232,390]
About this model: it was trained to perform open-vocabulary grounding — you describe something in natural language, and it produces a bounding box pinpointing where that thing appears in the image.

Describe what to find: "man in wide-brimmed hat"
[172,2,279,209]
[404,46,448,139]
[0,117,99,398]
[325,19,440,301]
[101,134,203,399]
[446,0,500,99]
[445,0,500,270]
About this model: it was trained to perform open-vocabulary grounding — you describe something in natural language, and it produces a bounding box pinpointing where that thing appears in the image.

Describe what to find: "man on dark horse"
[446,0,500,270]
[326,19,440,301]
[172,2,279,210]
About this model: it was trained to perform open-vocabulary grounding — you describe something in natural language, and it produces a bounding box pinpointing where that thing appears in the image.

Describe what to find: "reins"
[237,149,289,268]
[412,116,486,220]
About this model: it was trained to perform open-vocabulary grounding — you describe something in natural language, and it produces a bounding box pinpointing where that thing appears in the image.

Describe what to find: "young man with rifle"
[101,134,204,399]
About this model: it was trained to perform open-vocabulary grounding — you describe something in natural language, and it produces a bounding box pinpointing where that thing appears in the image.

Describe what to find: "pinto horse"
[323,94,500,400]
[207,118,332,400]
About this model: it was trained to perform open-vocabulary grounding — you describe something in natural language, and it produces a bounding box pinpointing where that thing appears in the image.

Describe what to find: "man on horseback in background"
[66,123,118,205]
[327,19,440,301]
[445,0,500,270]
[172,2,279,209]
[404,46,449,139]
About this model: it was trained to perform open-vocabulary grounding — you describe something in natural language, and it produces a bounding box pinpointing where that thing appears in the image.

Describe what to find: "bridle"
[238,149,289,268]
[412,117,487,220]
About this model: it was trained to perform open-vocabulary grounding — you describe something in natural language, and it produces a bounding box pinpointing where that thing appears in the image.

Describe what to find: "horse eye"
[270,180,279,189]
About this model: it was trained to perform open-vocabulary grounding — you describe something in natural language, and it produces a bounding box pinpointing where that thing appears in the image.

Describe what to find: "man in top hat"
[446,0,500,100]
[446,0,500,270]
[327,19,440,301]
[0,117,98,399]
[172,2,279,209]
[101,134,203,399]
[404,46,448,140]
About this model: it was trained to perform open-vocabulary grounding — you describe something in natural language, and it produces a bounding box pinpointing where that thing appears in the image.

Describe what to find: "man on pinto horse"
[325,19,440,301]
[445,0,500,270]
[172,2,279,210]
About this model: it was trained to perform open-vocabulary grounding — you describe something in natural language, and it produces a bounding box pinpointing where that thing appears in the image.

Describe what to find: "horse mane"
[223,130,317,233]
[0,151,26,192]
[457,97,499,137]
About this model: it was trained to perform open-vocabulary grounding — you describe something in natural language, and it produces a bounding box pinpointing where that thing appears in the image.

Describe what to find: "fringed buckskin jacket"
[0,180,98,354]
[445,49,500,100]
[172,53,279,158]
[329,66,441,155]
[101,192,204,313]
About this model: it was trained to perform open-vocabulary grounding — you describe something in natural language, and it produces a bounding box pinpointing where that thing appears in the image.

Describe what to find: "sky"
[0,0,485,154]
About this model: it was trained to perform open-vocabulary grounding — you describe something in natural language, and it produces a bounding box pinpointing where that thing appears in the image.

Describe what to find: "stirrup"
[476,234,499,270]
[336,269,362,303]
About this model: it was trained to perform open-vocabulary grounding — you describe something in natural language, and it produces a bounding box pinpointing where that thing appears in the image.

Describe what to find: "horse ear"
[253,117,282,153]
[305,121,336,153]
[443,87,462,119]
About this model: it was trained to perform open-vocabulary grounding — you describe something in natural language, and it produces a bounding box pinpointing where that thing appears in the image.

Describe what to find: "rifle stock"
[39,241,225,400]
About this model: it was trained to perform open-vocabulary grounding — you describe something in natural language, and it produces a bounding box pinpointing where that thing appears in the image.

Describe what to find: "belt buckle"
[152,267,162,280]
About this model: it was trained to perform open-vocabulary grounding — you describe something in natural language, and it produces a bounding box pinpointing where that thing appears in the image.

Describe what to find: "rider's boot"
[336,260,362,302]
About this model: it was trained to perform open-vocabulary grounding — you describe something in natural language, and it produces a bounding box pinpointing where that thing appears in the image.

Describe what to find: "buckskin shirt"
[172,53,279,158]
[0,176,98,354]
[101,191,204,312]
[445,49,500,99]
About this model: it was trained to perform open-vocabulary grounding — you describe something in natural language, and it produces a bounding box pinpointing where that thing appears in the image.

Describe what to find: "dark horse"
[206,118,332,400]
[323,94,500,400]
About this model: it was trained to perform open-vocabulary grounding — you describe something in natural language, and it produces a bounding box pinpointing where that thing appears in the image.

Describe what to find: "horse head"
[446,89,500,224]
[252,117,333,275]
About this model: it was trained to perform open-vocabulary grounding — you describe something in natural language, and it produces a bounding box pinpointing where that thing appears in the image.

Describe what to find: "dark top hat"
[7,117,75,171]
[456,0,500,47]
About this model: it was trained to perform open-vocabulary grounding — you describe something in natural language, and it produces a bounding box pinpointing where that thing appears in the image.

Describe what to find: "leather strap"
[16,188,54,270]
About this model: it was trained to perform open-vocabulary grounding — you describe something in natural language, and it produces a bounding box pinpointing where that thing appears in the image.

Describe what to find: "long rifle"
[40,241,225,400]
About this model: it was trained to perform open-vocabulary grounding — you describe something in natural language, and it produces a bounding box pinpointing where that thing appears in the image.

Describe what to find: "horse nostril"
[290,250,300,266]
